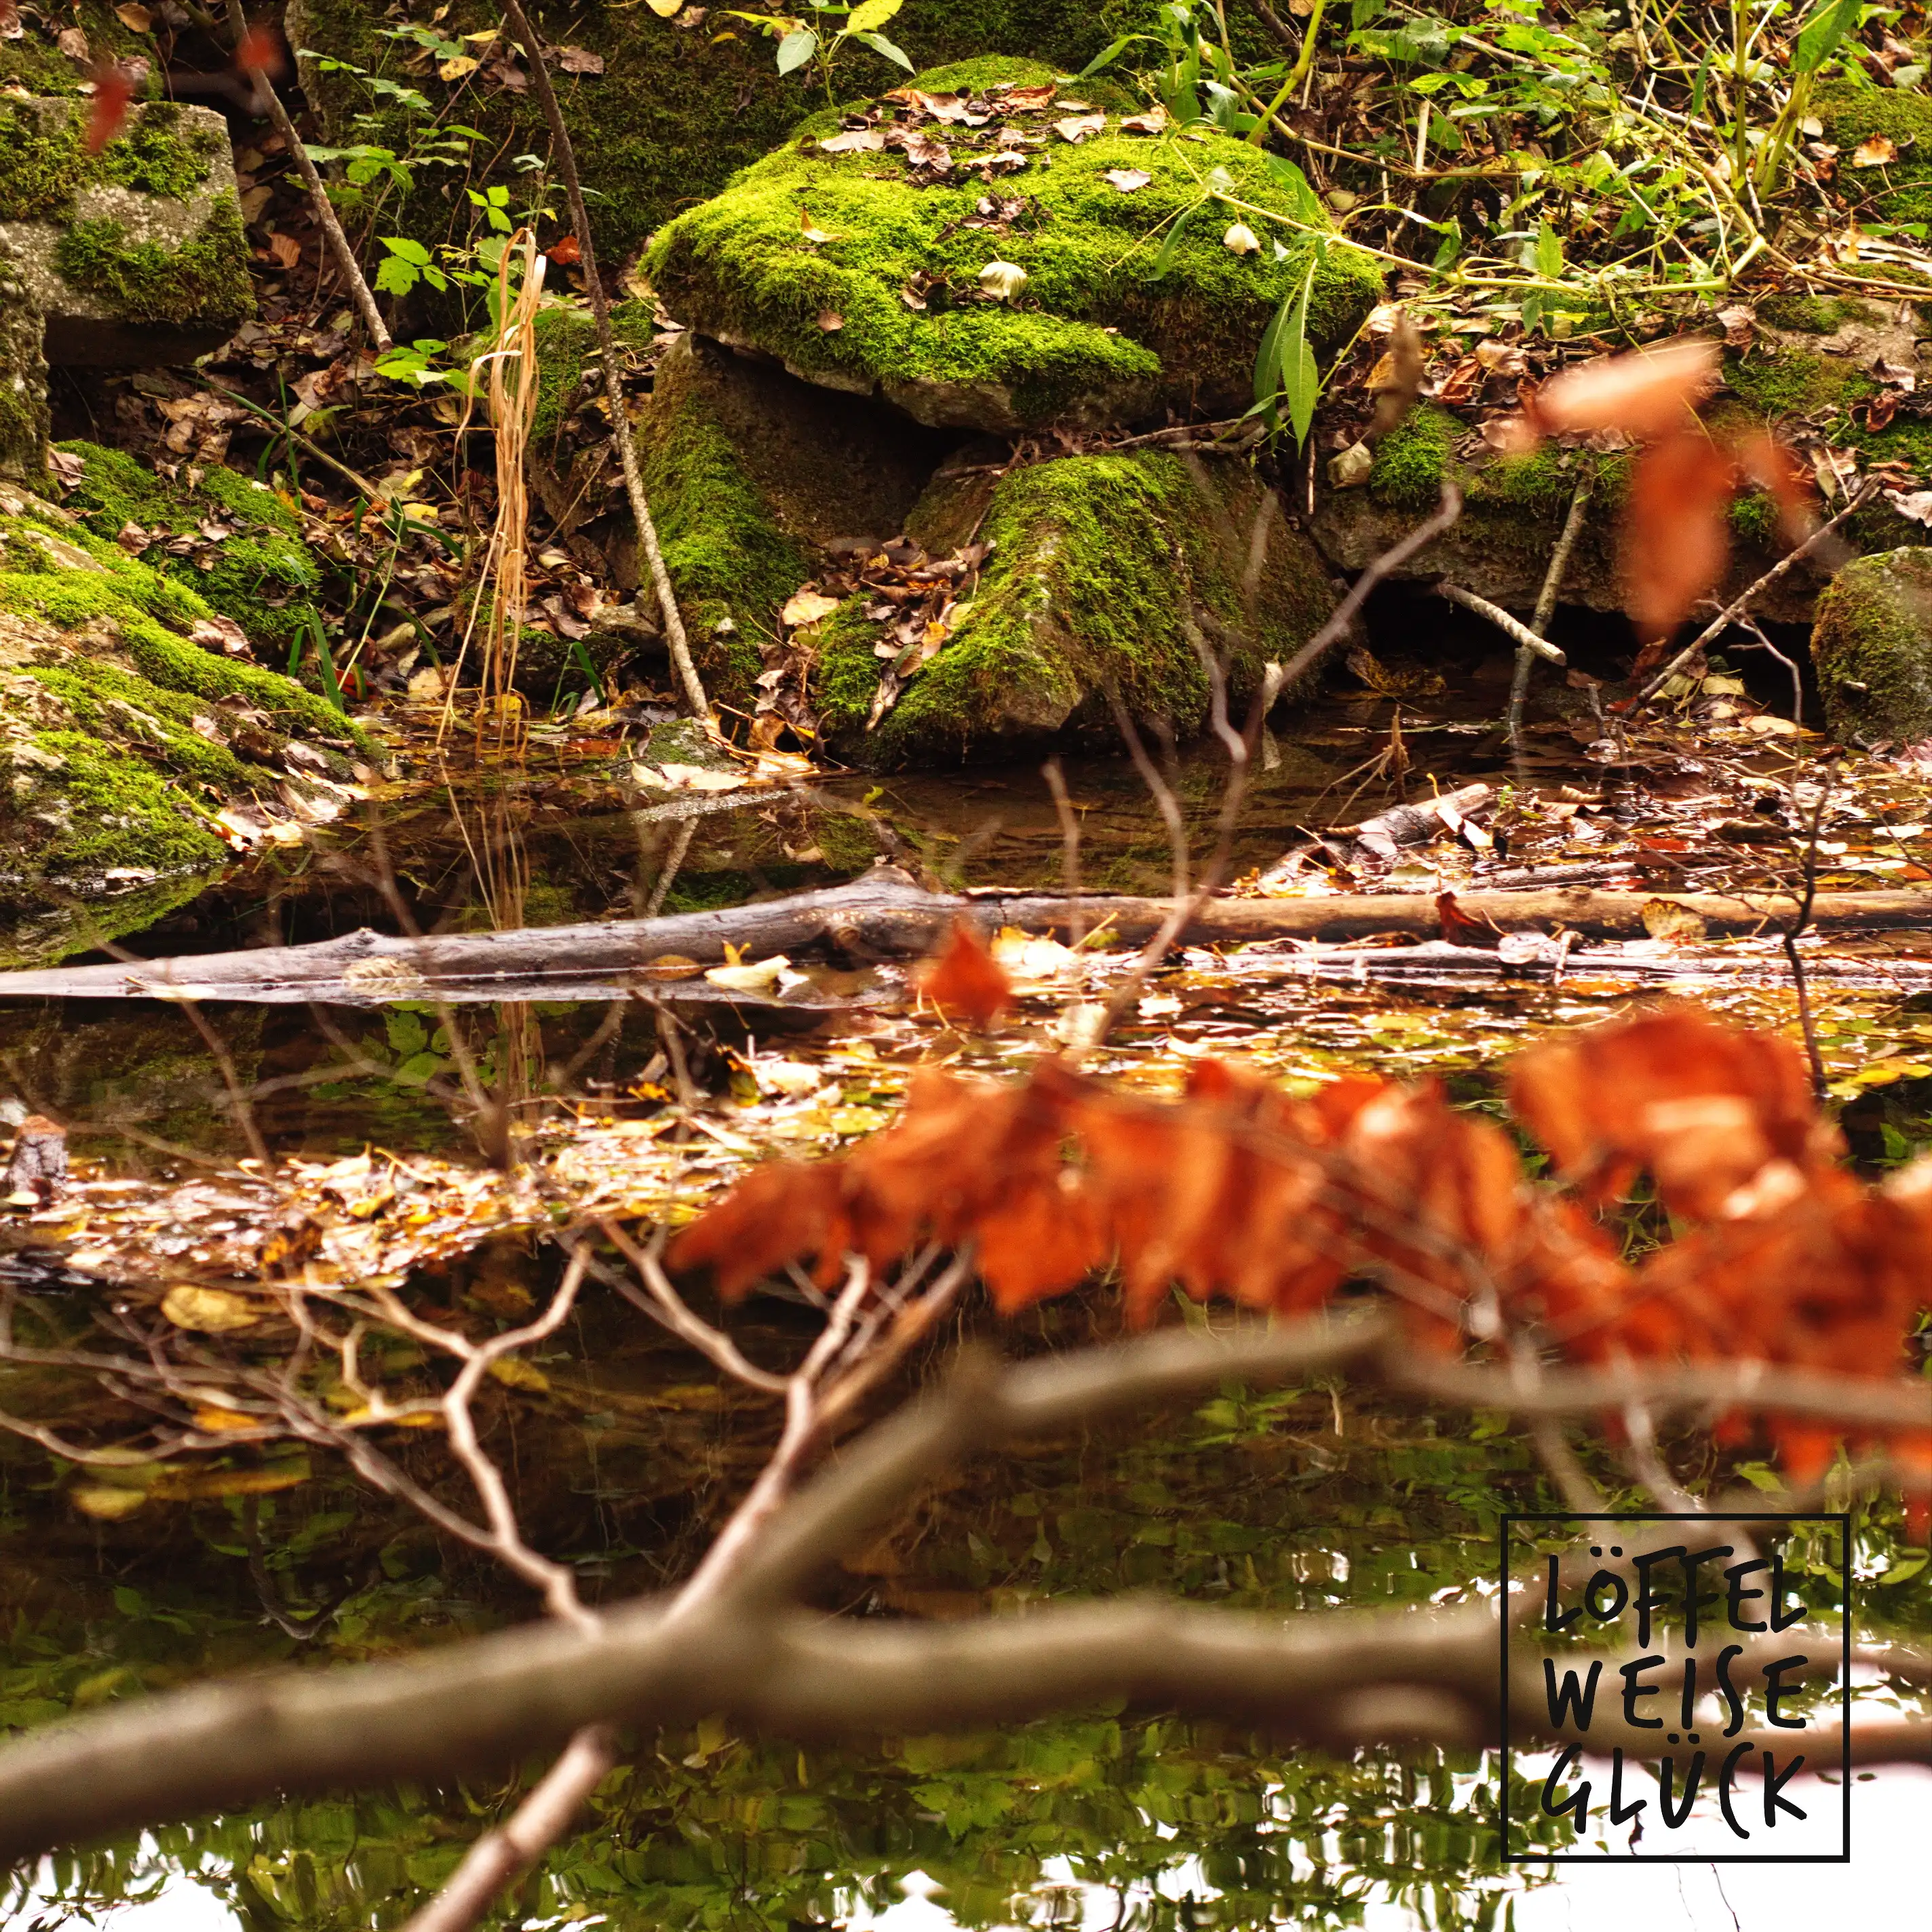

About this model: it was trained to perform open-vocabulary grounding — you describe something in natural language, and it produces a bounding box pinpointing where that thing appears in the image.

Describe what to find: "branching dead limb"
[0,1313,1923,1864]
[500,0,708,720]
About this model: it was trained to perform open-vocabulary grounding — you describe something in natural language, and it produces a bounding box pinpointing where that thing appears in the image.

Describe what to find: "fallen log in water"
[0,868,1925,1004]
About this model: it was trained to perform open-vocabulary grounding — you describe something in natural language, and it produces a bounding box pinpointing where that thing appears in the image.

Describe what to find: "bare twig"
[1510,469,1593,740]
[1436,583,1567,665]
[499,0,707,720]
[1270,484,1463,696]
[1782,769,1834,1100]
[225,2,391,352]
[1634,482,1880,708]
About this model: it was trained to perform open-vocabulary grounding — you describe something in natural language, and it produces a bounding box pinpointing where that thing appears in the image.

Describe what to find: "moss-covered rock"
[0,4,161,102]
[287,0,1182,285]
[815,446,1336,767]
[0,481,364,941]
[585,330,952,706]
[0,98,250,364]
[648,58,1382,433]
[1817,83,1932,243]
[53,441,326,665]
[1811,547,1932,748]
[0,241,49,483]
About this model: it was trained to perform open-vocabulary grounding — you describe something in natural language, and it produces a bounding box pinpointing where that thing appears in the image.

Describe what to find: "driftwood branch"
[3,870,1927,1005]
[0,1315,1923,1862]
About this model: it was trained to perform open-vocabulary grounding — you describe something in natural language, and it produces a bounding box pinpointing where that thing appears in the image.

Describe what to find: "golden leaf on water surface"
[160,1283,262,1333]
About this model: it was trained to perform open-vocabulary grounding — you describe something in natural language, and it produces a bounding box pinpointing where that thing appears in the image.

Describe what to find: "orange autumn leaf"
[84,63,136,155]
[916,918,1013,1030]
[1619,429,1736,640]
[548,233,582,267]
[1531,335,1720,442]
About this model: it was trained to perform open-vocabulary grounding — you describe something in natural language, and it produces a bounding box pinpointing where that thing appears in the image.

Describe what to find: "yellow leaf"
[1640,898,1707,945]
[71,1484,149,1520]
[438,54,480,79]
[151,1461,311,1501]
[845,0,902,31]
[488,1357,551,1393]
[192,1403,260,1432]
[115,3,152,28]
[161,1283,262,1333]
[646,0,685,13]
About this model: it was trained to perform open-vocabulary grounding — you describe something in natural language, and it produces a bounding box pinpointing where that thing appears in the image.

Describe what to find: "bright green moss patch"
[1811,546,1932,746]
[0,98,216,222]
[0,3,159,101]
[1817,83,1932,233]
[1726,347,1873,421]
[648,59,1381,431]
[56,441,324,659]
[53,201,253,329]
[816,449,1334,767]
[1756,289,1872,335]
[1367,404,1458,508]
[5,729,228,882]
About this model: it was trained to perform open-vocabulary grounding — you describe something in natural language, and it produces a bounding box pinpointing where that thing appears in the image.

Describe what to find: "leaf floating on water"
[161,1284,263,1333]
[705,954,794,992]
[1640,898,1708,945]
[71,1484,148,1521]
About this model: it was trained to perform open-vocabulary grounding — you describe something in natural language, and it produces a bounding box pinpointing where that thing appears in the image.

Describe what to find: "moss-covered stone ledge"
[649,58,1382,433]
[1811,547,1932,750]
[55,442,326,665]
[815,446,1336,768]
[556,330,954,709]
[0,97,250,366]
[0,484,366,946]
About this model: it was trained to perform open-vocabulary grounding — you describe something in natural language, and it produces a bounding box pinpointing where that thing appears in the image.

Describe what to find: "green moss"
[20,658,253,788]
[295,0,1163,278]
[0,3,159,100]
[6,730,227,882]
[646,58,1381,430]
[56,441,324,657]
[1811,546,1932,745]
[0,546,349,743]
[530,301,657,444]
[1756,289,1872,335]
[53,201,253,329]
[634,374,811,708]
[1816,83,1932,233]
[1368,405,1459,509]
[0,98,215,223]
[1726,347,1873,420]
[815,449,1332,767]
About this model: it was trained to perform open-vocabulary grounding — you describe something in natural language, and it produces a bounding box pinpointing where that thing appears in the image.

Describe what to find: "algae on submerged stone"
[648,59,1382,433]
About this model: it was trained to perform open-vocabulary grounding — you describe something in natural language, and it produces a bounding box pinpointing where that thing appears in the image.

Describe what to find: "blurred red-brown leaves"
[84,64,136,155]
[1507,336,1813,647]
[1621,429,1737,642]
[670,1009,1930,1515]
[916,918,1013,1030]
[1528,336,1720,442]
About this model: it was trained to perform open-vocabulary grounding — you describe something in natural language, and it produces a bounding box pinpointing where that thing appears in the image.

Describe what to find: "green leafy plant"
[725,0,914,102]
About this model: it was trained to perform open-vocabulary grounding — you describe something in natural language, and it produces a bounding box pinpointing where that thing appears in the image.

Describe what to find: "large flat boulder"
[647,58,1381,435]
[0,96,252,366]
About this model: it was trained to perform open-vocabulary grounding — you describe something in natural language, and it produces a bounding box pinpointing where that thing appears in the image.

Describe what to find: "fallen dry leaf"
[1531,336,1720,442]
[917,919,1013,1029]
[1620,428,1735,638]
[1853,134,1898,167]
[781,588,843,627]
[1053,113,1105,143]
